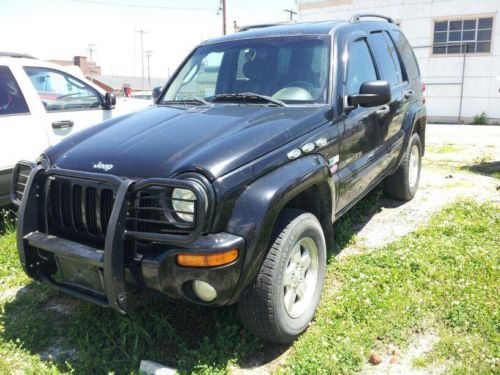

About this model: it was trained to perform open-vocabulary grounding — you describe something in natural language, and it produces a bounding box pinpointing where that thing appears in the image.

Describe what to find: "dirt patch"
[361,332,442,375]
[44,296,79,316]
[38,343,78,362]
[230,345,291,375]
[0,285,30,301]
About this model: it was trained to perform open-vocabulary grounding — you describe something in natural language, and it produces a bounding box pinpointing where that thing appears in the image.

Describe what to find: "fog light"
[192,280,217,302]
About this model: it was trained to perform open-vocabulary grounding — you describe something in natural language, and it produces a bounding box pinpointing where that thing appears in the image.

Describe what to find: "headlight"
[171,187,196,222]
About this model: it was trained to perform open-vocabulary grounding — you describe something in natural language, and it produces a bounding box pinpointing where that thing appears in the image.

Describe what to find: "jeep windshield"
[160,36,331,106]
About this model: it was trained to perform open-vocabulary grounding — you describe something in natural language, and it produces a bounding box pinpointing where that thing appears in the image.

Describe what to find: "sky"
[0,0,298,79]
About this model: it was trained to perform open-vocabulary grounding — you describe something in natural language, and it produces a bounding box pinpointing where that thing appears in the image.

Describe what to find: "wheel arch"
[226,154,334,303]
[397,104,426,166]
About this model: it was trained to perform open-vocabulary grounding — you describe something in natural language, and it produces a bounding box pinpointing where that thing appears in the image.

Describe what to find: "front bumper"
[16,165,245,313]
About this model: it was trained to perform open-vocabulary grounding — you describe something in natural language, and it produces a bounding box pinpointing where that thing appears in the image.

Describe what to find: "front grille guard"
[16,166,209,313]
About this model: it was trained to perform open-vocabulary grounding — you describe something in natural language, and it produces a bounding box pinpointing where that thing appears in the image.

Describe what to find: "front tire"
[384,133,422,201]
[238,209,326,343]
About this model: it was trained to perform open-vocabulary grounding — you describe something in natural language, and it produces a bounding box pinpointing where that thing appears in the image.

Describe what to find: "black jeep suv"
[12,14,425,343]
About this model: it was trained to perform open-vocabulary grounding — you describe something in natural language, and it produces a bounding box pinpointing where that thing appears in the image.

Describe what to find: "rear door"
[368,30,407,154]
[23,66,107,145]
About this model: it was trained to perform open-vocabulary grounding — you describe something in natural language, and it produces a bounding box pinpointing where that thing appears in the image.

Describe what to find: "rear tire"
[384,133,422,201]
[238,209,326,343]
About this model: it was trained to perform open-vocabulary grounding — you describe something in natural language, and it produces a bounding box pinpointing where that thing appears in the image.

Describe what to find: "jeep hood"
[46,104,330,180]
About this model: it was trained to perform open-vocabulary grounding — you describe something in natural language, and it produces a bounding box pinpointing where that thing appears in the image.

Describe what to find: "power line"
[69,0,215,11]
[135,29,148,90]
[217,0,227,35]
[146,50,153,90]
[85,44,97,81]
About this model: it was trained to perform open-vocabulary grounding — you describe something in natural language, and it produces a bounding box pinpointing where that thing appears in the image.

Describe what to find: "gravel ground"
[340,124,500,257]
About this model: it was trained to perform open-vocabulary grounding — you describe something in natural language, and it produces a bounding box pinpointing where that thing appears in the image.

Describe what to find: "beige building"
[298,0,500,123]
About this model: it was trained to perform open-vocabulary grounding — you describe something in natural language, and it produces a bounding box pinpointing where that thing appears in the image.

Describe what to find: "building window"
[433,17,493,54]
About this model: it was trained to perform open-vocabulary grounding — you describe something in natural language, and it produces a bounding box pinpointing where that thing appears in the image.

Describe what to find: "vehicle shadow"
[1,187,400,374]
[460,160,500,178]
[329,186,405,256]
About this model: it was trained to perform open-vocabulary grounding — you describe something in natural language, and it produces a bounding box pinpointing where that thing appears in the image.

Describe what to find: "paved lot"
[426,124,500,148]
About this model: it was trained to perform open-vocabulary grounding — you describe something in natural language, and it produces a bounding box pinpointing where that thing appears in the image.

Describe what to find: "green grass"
[284,199,499,374]
[0,200,498,374]
[0,209,263,374]
[426,144,464,154]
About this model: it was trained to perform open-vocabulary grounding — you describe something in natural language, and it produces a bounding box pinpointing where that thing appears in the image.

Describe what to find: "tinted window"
[24,67,101,112]
[347,39,377,95]
[0,66,30,116]
[392,30,420,80]
[370,32,402,86]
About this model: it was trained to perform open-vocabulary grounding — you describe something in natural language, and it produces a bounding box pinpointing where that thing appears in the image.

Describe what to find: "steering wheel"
[285,80,314,92]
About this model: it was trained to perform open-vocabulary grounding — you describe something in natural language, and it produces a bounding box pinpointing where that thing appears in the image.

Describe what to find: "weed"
[472,111,488,125]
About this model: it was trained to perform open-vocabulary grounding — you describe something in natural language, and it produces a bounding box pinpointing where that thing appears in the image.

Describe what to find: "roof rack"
[238,23,283,32]
[0,52,37,59]
[349,14,394,24]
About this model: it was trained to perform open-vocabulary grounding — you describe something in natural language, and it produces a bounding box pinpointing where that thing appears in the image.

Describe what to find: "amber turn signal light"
[177,249,239,267]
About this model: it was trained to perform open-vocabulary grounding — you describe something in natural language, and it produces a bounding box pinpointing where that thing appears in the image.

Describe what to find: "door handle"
[52,120,74,129]
[376,105,390,116]
[404,90,415,99]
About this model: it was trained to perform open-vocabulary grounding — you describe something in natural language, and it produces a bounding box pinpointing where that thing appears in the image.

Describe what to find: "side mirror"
[152,86,163,101]
[348,80,391,108]
[103,92,116,109]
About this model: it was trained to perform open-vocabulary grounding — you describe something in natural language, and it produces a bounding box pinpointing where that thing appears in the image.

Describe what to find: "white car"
[0,52,150,207]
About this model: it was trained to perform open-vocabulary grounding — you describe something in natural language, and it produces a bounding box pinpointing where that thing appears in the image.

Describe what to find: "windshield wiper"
[211,92,288,107]
[160,96,212,106]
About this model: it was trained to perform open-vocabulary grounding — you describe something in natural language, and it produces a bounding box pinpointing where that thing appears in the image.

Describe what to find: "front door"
[0,65,48,169]
[337,36,388,211]
[23,66,108,145]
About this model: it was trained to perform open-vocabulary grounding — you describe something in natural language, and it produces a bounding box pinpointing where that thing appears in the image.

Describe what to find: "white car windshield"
[161,36,331,105]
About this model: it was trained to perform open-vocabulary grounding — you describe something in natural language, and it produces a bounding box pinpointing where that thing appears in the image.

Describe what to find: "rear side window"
[0,66,30,116]
[370,31,403,86]
[391,30,420,81]
[346,39,378,95]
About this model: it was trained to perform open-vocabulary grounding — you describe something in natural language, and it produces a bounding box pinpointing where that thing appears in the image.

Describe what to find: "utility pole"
[218,0,227,35]
[284,9,297,22]
[86,43,97,82]
[135,29,148,89]
[146,50,152,90]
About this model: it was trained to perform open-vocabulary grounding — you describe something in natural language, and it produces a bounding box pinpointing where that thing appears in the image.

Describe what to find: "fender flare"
[396,104,426,166]
[226,154,333,302]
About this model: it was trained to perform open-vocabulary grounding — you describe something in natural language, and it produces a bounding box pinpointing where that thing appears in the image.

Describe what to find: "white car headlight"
[172,188,196,222]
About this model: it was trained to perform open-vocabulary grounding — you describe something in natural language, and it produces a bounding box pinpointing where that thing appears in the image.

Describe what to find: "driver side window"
[24,67,101,112]
[347,39,378,95]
